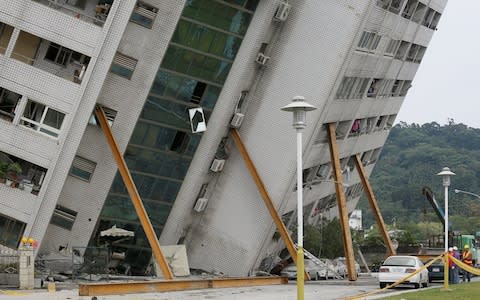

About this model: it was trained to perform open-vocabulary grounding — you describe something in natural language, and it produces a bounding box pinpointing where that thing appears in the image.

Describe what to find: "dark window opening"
[191,82,207,104]
[170,131,189,153]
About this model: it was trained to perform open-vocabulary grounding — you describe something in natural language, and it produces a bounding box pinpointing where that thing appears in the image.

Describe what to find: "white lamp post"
[437,166,455,290]
[281,96,316,300]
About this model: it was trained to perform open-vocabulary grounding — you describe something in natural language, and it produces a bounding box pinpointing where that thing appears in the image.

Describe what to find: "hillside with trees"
[357,120,480,240]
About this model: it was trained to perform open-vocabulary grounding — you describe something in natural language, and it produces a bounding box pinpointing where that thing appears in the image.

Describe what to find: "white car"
[280,259,328,280]
[378,255,429,289]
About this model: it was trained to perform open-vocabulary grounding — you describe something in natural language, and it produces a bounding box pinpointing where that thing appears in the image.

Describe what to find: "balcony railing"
[32,0,112,26]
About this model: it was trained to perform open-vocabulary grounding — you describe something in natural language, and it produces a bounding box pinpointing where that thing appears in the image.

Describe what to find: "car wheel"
[379,282,387,289]
[414,283,420,289]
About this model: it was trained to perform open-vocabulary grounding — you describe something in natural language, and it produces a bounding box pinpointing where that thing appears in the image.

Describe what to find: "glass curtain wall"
[91,0,259,275]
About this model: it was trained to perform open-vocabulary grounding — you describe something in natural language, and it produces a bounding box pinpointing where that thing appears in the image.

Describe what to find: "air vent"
[210,159,225,172]
[193,197,209,212]
[274,2,291,21]
[255,53,270,65]
[230,113,245,128]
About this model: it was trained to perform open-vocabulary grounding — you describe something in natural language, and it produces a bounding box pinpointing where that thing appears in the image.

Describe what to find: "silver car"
[280,259,328,280]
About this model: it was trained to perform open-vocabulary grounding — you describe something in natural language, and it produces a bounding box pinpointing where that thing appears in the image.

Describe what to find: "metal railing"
[31,0,107,26]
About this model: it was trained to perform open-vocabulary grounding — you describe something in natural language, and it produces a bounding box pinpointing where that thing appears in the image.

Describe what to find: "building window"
[20,100,65,138]
[0,88,21,122]
[130,1,158,29]
[0,22,14,55]
[394,41,410,60]
[110,52,137,79]
[0,213,26,249]
[401,0,418,20]
[50,205,77,230]
[45,43,73,66]
[399,80,412,96]
[385,39,400,56]
[357,31,381,51]
[70,156,96,182]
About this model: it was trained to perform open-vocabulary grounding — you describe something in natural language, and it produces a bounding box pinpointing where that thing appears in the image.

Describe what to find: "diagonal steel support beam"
[95,105,174,280]
[230,128,310,280]
[353,154,396,256]
[327,123,357,281]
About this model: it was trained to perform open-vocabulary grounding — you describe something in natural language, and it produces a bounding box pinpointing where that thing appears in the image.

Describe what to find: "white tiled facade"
[0,0,447,277]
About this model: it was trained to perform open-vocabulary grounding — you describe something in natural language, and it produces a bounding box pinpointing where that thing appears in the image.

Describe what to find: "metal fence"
[0,253,19,287]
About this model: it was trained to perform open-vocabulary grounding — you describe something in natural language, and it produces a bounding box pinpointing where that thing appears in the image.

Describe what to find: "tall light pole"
[437,167,455,290]
[281,96,316,300]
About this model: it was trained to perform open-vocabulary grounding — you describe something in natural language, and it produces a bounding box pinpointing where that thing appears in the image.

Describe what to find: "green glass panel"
[143,201,172,226]
[101,195,138,222]
[130,122,148,145]
[141,96,190,130]
[164,74,182,98]
[177,78,197,101]
[202,85,220,109]
[183,0,252,35]
[151,70,168,96]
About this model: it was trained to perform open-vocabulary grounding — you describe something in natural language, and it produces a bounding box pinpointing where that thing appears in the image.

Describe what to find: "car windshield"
[383,257,416,267]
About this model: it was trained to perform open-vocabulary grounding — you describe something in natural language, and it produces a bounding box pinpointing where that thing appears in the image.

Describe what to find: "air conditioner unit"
[274,2,291,21]
[210,159,225,172]
[230,112,245,128]
[255,53,270,66]
[193,197,209,212]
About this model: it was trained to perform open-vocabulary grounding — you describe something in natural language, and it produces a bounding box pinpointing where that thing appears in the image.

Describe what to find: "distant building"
[0,0,446,276]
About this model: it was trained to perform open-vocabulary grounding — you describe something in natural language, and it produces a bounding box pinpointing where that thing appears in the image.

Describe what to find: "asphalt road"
[0,274,453,300]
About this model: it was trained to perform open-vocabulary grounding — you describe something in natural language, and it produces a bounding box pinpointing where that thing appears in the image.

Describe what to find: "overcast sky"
[396,0,480,129]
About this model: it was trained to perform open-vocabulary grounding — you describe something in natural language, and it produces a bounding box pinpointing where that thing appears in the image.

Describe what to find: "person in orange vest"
[462,244,473,282]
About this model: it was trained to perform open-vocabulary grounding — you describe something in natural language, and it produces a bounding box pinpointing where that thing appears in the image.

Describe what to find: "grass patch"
[379,282,480,299]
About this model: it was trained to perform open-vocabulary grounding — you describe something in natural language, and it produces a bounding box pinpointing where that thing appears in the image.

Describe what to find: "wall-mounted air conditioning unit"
[210,159,225,172]
[255,53,270,65]
[230,112,245,128]
[274,2,291,21]
[193,197,209,212]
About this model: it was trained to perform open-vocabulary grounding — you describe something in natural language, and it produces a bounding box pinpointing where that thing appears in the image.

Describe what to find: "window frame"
[110,52,138,79]
[69,155,97,182]
[130,1,158,29]
[50,205,78,231]
[44,42,73,66]
[20,100,66,138]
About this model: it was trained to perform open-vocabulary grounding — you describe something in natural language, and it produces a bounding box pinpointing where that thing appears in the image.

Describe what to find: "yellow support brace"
[327,123,357,281]
[353,154,396,256]
[230,128,310,280]
[94,106,174,280]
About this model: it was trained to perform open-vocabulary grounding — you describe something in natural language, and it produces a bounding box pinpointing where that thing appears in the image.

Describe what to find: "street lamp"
[454,189,480,200]
[281,96,316,300]
[437,166,455,290]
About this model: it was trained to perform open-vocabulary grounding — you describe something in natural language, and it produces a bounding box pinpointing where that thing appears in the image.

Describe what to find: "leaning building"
[0,0,446,276]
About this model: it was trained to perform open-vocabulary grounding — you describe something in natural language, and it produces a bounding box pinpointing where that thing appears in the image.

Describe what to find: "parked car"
[280,259,328,280]
[425,258,444,282]
[378,255,429,289]
[334,257,361,277]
